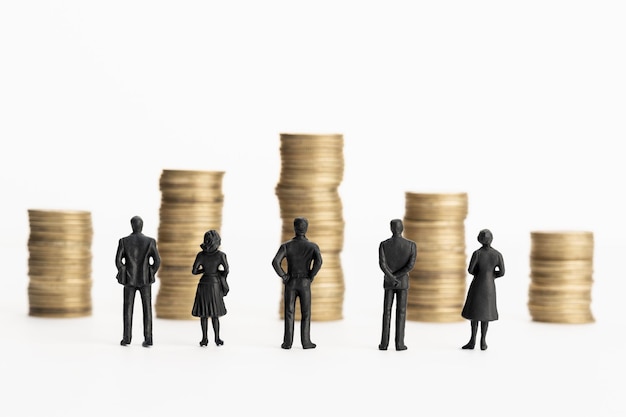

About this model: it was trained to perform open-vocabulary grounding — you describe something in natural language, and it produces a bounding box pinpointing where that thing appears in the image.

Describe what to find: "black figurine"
[378,219,417,351]
[191,230,229,347]
[272,217,322,349]
[461,229,505,351]
[115,216,161,347]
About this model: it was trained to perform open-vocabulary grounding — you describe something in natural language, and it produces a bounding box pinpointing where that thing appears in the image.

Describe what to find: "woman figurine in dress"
[192,230,229,347]
[461,229,505,351]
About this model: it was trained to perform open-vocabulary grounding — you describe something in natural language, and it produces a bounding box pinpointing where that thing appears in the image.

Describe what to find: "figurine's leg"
[282,285,296,349]
[379,289,393,350]
[462,320,478,349]
[300,285,316,349]
[121,286,135,345]
[212,317,223,346]
[139,285,153,347]
[200,317,208,346]
[480,321,489,350]
[395,289,408,351]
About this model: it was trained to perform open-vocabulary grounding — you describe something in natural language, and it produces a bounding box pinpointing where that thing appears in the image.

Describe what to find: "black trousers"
[283,277,312,346]
[122,285,153,343]
[380,288,407,348]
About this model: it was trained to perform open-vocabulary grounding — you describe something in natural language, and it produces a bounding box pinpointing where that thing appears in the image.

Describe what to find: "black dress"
[191,249,228,318]
[461,245,505,321]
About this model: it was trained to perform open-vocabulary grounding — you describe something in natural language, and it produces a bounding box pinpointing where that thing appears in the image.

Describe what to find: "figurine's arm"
[272,244,289,283]
[378,243,394,276]
[468,251,478,275]
[495,252,505,278]
[395,242,417,277]
[220,252,230,277]
[308,245,323,281]
[115,239,125,270]
[219,252,230,296]
[150,239,161,273]
[379,243,399,286]
[192,253,204,275]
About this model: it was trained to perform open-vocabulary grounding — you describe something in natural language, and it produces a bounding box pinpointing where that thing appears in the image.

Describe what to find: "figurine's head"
[390,219,404,236]
[130,216,143,233]
[477,229,493,246]
[201,230,221,253]
[294,217,308,236]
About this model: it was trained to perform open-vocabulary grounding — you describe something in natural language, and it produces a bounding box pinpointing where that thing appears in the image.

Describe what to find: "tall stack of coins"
[403,192,468,322]
[275,133,345,321]
[27,209,93,318]
[156,169,225,319]
[528,231,595,323]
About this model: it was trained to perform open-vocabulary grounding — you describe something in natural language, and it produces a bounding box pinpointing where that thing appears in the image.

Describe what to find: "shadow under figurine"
[378,219,417,351]
[272,217,322,349]
[115,216,161,347]
[192,230,229,347]
[461,229,505,351]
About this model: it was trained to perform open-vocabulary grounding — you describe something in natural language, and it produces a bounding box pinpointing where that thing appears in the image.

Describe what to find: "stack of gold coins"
[403,192,468,322]
[156,169,225,319]
[275,133,345,321]
[27,209,93,318]
[528,231,595,323]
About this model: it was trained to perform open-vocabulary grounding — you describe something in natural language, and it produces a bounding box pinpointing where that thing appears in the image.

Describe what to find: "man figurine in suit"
[378,219,417,351]
[115,216,161,347]
[272,217,323,350]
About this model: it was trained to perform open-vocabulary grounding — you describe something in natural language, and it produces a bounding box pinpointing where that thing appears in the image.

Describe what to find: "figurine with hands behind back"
[192,230,229,347]
[378,219,416,351]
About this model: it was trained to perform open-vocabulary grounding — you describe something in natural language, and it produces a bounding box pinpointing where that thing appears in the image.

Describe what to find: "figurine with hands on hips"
[191,230,230,347]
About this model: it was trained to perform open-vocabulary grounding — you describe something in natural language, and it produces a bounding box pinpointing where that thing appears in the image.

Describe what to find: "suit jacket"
[272,235,322,281]
[115,232,161,287]
[379,235,417,290]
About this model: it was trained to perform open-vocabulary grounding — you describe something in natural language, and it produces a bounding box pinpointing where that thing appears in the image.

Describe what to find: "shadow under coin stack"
[275,133,345,321]
[403,192,468,322]
[156,170,225,319]
[528,231,595,323]
[27,209,93,318]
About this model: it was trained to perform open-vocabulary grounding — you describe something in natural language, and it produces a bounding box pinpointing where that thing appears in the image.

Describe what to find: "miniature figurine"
[191,230,229,347]
[461,229,505,351]
[272,217,322,349]
[115,216,161,347]
[378,219,417,351]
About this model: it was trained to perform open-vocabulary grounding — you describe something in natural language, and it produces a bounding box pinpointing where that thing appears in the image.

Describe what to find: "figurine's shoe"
[462,342,475,350]
[378,344,388,351]
[302,342,316,349]
[480,341,488,351]
[281,342,292,349]
[215,339,224,346]
[396,345,408,351]
[142,339,153,347]
[200,339,208,347]
[120,339,130,346]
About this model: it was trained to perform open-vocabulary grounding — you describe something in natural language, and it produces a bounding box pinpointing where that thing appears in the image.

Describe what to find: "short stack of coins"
[156,169,225,319]
[27,209,93,318]
[528,231,595,323]
[275,133,345,321]
[403,192,468,322]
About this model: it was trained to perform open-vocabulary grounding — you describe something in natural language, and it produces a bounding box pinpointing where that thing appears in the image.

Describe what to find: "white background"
[1,1,625,416]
